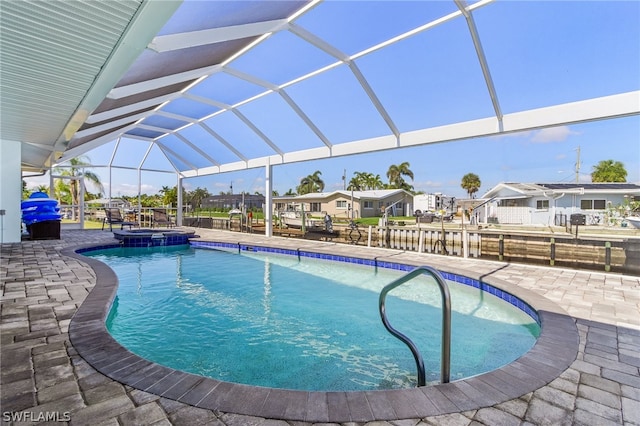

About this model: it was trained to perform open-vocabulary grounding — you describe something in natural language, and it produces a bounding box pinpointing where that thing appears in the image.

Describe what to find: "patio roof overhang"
[2,0,639,176]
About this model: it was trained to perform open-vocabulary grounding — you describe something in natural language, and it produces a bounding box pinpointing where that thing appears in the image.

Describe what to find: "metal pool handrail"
[379,265,451,386]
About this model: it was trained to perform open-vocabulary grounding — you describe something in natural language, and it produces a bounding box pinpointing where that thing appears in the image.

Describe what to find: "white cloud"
[530,126,579,143]
[110,183,158,197]
[415,180,442,188]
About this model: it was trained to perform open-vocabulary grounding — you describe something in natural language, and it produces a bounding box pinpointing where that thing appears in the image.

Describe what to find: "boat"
[625,216,640,229]
[279,210,322,230]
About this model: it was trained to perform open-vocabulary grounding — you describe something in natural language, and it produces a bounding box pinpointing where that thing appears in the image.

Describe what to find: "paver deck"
[1,228,639,425]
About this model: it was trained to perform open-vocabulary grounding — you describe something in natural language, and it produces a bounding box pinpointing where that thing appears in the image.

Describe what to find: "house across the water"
[473,182,640,226]
[273,189,413,219]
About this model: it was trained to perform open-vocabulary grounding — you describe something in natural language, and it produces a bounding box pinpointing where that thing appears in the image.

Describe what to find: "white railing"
[494,206,532,224]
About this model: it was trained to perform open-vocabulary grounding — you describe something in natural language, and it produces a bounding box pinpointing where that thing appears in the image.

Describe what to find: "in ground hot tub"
[112,229,198,247]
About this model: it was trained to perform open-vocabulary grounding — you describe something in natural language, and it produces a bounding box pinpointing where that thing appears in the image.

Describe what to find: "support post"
[137,169,142,226]
[177,175,183,226]
[79,178,85,227]
[264,161,273,237]
[0,140,22,243]
[462,228,469,258]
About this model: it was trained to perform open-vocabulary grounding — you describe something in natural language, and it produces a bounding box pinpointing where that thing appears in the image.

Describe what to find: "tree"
[188,187,211,210]
[53,156,103,219]
[284,188,296,196]
[461,173,481,198]
[54,179,72,205]
[348,171,385,191]
[364,173,384,190]
[386,162,414,191]
[159,186,178,206]
[22,180,30,199]
[137,193,163,207]
[297,170,325,195]
[591,160,627,182]
[347,172,365,191]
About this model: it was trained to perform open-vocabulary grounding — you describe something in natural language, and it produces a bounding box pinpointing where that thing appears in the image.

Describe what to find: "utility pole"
[575,146,581,183]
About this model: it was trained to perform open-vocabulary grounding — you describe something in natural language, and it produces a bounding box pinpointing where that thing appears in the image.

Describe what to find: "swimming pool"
[87,243,539,392]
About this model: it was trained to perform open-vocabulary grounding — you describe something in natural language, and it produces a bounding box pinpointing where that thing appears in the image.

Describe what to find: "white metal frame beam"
[173,132,220,167]
[153,110,198,124]
[154,140,199,172]
[289,23,399,138]
[455,0,503,127]
[85,94,177,124]
[147,19,289,53]
[75,111,150,139]
[199,122,249,163]
[223,66,333,149]
[107,64,222,100]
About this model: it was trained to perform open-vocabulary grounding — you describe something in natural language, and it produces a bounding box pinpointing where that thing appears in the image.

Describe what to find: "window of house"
[499,199,527,207]
[536,200,549,210]
[309,202,321,212]
[336,200,347,208]
[363,200,373,209]
[378,201,384,209]
[581,199,606,210]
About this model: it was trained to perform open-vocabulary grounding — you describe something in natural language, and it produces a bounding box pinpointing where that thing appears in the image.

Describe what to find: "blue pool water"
[89,245,539,391]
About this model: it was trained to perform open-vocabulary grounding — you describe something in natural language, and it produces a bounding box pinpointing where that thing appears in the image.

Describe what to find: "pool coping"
[65,241,579,423]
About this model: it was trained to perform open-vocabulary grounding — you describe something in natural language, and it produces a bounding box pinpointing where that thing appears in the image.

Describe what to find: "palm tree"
[347,177,361,191]
[53,156,103,218]
[297,170,325,195]
[461,173,481,198]
[591,160,627,182]
[348,171,385,191]
[188,187,211,210]
[347,172,365,191]
[386,162,414,191]
[159,186,178,206]
[364,173,384,190]
[54,179,72,205]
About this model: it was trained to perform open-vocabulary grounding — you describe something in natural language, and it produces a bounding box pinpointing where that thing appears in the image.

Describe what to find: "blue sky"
[24,0,640,199]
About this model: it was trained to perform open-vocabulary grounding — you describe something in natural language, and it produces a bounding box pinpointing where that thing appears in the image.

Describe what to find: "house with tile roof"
[475,183,640,226]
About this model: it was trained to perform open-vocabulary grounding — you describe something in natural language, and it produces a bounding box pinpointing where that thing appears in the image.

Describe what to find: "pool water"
[90,245,539,391]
